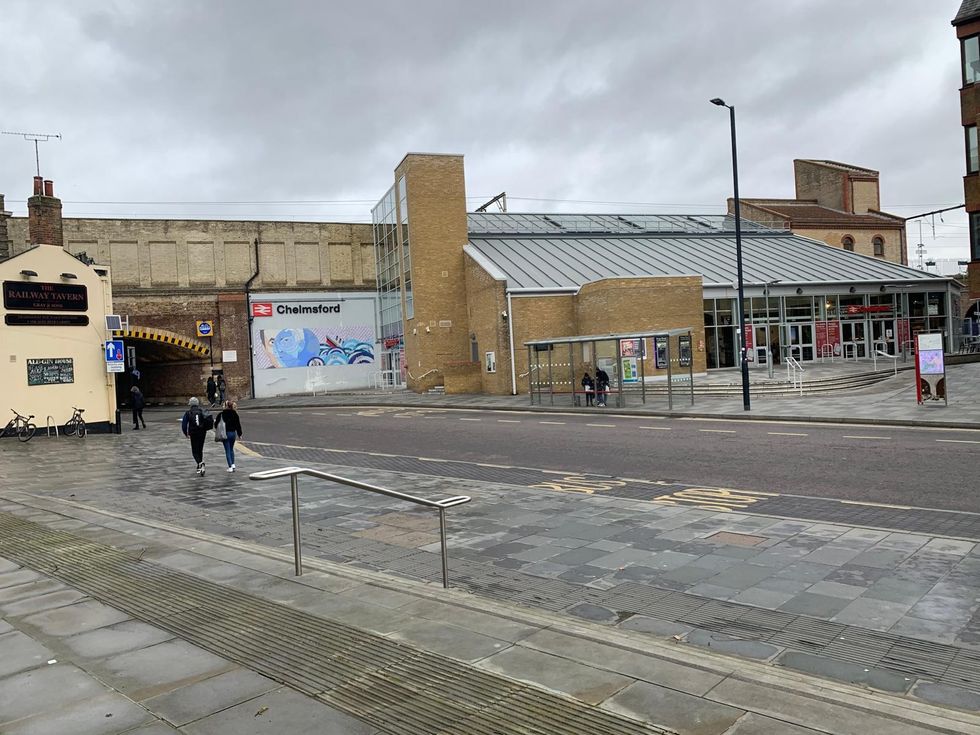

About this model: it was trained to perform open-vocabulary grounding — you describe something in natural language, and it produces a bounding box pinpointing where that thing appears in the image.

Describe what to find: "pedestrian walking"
[217,374,227,404]
[130,385,146,430]
[581,372,595,407]
[181,397,213,476]
[595,367,610,407]
[215,400,243,472]
[206,376,217,407]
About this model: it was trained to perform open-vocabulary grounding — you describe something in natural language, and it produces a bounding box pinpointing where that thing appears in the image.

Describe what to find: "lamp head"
[710,98,727,107]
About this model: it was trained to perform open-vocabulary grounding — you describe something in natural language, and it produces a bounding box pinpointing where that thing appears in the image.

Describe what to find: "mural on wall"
[256,326,375,369]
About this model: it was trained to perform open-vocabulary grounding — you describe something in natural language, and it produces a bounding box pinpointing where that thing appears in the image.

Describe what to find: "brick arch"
[111,327,211,357]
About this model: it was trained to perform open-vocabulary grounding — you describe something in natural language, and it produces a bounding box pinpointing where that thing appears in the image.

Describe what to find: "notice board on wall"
[27,358,74,386]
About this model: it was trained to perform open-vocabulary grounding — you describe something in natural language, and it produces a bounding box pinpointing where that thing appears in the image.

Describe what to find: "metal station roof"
[464,213,952,291]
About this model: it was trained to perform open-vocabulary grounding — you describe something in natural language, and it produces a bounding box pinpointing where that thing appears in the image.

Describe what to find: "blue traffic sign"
[105,340,125,363]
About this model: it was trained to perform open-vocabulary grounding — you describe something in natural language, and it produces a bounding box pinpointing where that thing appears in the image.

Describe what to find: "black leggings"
[132,408,144,427]
[190,432,206,464]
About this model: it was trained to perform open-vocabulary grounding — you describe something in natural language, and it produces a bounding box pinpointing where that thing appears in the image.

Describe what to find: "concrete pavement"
[235,361,980,429]
[4,427,980,732]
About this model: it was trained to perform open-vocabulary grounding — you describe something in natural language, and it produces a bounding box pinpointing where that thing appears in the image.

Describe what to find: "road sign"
[105,340,124,363]
[196,320,214,337]
[106,361,125,373]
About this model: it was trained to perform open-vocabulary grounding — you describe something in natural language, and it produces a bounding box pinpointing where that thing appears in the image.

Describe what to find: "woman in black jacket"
[218,400,244,472]
[130,386,146,430]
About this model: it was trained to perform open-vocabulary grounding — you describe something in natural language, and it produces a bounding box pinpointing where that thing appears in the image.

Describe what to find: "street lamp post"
[711,98,750,411]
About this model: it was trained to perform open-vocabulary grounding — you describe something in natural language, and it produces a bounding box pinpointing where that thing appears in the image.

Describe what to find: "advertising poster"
[815,321,842,357]
[898,318,910,350]
[743,324,754,362]
[249,292,380,397]
[622,357,638,383]
[620,339,647,359]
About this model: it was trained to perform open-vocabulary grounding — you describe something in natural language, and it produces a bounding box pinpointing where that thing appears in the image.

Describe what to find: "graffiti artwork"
[257,327,375,369]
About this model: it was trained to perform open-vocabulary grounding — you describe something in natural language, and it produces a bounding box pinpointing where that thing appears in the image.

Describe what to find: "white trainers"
[227,467,234,473]
[200,462,206,477]
[231,464,236,471]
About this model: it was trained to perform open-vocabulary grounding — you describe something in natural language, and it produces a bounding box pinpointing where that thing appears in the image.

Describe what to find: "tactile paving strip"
[0,512,668,735]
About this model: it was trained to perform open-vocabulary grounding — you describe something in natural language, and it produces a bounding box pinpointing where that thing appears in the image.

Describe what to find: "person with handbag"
[215,400,244,472]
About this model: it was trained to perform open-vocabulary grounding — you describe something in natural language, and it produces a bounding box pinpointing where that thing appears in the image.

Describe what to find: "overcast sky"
[0,0,970,265]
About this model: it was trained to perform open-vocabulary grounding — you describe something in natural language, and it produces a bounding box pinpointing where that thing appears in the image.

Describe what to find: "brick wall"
[27,194,63,247]
[794,161,847,211]
[793,227,906,264]
[463,252,510,393]
[0,194,9,261]
[393,154,471,392]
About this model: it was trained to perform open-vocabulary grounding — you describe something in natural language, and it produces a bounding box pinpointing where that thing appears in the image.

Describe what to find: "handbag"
[214,415,227,442]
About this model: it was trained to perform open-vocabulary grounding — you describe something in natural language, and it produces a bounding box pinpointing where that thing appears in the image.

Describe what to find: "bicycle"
[64,406,86,438]
[2,409,36,442]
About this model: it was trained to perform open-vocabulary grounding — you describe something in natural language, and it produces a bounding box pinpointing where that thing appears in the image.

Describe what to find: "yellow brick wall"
[6,218,375,292]
[851,180,880,213]
[394,155,471,392]
[793,227,905,265]
[463,252,511,394]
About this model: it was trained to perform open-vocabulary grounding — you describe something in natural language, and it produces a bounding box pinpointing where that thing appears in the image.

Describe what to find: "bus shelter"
[524,329,696,409]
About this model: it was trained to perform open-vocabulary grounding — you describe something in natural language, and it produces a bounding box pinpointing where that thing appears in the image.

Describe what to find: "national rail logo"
[251,302,273,317]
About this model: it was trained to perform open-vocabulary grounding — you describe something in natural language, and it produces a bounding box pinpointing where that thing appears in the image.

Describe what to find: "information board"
[27,358,74,386]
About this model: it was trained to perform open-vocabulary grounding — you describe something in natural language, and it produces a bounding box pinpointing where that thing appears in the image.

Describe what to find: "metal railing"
[873,349,899,375]
[786,356,805,396]
[818,344,835,362]
[45,416,58,437]
[249,467,471,588]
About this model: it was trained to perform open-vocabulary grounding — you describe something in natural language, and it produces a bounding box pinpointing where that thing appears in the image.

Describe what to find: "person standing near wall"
[581,372,595,407]
[595,367,610,407]
[216,400,243,472]
[206,376,217,407]
[217,374,227,404]
[181,397,213,476]
[130,386,146,430]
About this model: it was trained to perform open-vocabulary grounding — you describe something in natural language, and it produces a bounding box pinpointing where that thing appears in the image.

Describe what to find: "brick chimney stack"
[28,176,64,247]
[0,193,11,261]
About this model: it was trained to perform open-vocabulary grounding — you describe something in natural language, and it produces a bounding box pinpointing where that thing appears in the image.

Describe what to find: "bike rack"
[250,466,471,588]
[45,416,58,437]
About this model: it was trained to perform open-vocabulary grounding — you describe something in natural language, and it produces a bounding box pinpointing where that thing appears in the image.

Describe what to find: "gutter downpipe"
[507,291,517,395]
[244,234,261,399]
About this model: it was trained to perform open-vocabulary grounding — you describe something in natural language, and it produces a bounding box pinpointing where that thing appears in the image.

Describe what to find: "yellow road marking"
[531,476,628,495]
[651,487,778,513]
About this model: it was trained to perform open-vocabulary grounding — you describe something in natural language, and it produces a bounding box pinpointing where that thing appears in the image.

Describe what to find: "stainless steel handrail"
[45,416,58,437]
[249,466,471,588]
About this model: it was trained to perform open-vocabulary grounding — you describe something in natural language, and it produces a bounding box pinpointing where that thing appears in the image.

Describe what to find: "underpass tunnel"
[113,328,214,406]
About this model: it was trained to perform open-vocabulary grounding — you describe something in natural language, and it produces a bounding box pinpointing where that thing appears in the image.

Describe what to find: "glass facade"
[372,185,403,342]
[971,211,980,261]
[968,125,979,174]
[702,289,952,369]
[398,176,413,320]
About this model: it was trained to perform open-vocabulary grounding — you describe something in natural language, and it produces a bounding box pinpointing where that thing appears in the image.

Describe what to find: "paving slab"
[61,620,176,660]
[182,687,379,734]
[725,712,824,734]
[0,664,108,725]
[2,691,154,735]
[0,630,55,678]
[91,639,235,701]
[388,619,512,662]
[477,645,633,705]
[603,680,744,735]
[777,651,912,693]
[20,599,130,637]
[144,667,279,727]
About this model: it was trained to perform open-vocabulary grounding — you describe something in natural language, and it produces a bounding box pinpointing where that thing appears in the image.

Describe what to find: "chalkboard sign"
[27,358,74,386]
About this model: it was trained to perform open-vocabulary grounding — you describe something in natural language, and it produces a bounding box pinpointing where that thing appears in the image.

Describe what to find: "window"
[968,126,979,174]
[841,235,855,252]
[873,236,885,258]
[964,35,980,85]
[971,211,980,261]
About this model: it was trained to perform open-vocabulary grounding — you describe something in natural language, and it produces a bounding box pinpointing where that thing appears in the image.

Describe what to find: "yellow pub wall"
[0,245,117,427]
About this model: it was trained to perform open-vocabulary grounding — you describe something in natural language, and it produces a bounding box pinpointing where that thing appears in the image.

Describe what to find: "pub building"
[0,180,117,432]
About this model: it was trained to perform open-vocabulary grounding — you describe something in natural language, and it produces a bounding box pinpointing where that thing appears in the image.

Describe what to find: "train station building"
[372,154,963,395]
